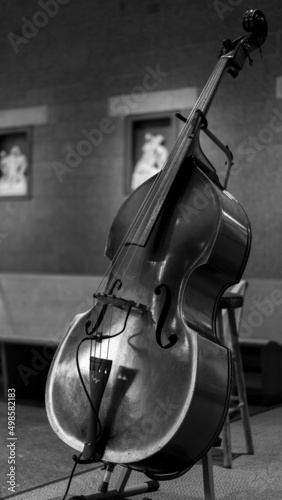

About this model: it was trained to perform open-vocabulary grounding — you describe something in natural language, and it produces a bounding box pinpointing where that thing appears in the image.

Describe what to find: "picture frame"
[0,126,32,199]
[124,111,183,194]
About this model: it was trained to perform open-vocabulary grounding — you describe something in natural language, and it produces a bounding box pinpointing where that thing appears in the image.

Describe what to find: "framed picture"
[124,111,182,194]
[0,127,32,199]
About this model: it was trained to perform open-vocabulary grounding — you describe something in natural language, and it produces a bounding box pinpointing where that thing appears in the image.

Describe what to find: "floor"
[1,398,282,500]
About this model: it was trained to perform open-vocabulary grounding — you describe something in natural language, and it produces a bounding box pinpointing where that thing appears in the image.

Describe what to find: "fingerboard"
[126,57,230,248]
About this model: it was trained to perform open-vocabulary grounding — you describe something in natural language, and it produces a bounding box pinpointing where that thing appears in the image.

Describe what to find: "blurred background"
[1,1,282,499]
[0,0,281,277]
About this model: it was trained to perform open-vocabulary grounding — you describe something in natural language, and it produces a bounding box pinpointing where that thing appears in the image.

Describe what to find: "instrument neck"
[126,57,230,248]
[192,56,229,116]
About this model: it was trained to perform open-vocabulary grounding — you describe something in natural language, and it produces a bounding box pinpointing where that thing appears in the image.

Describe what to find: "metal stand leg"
[229,310,254,455]
[69,465,160,500]
[202,450,215,500]
[69,455,216,500]
[217,304,254,468]
[220,410,232,468]
[217,310,233,468]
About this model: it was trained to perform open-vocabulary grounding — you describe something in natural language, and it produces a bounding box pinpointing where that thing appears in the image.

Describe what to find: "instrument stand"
[69,449,215,500]
[202,449,215,500]
[69,465,159,500]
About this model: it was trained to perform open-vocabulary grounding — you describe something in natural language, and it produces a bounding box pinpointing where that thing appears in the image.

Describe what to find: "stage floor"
[0,399,282,500]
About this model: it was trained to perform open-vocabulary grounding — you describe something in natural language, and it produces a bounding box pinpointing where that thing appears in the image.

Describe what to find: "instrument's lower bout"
[114,334,232,475]
[46,309,231,475]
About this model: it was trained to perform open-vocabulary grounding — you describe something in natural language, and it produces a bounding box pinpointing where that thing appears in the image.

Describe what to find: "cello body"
[46,157,251,475]
[46,9,267,479]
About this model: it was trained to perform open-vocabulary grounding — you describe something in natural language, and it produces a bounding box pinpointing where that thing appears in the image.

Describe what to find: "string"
[118,58,229,247]
[88,57,229,334]
[79,55,230,455]
[111,58,228,270]
[102,58,229,283]
[88,56,230,353]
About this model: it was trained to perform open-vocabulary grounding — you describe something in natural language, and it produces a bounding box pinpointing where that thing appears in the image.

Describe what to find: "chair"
[217,280,254,468]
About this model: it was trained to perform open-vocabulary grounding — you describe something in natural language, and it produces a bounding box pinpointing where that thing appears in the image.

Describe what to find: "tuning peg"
[242,9,268,46]
[222,38,234,51]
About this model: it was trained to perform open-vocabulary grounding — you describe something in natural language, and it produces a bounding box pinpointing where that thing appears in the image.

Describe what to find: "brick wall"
[0,0,281,278]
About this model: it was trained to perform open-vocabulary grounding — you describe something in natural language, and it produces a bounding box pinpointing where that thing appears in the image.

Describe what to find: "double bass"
[46,10,267,480]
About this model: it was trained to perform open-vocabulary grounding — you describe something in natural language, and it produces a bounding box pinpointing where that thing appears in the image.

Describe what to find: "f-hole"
[155,284,178,349]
